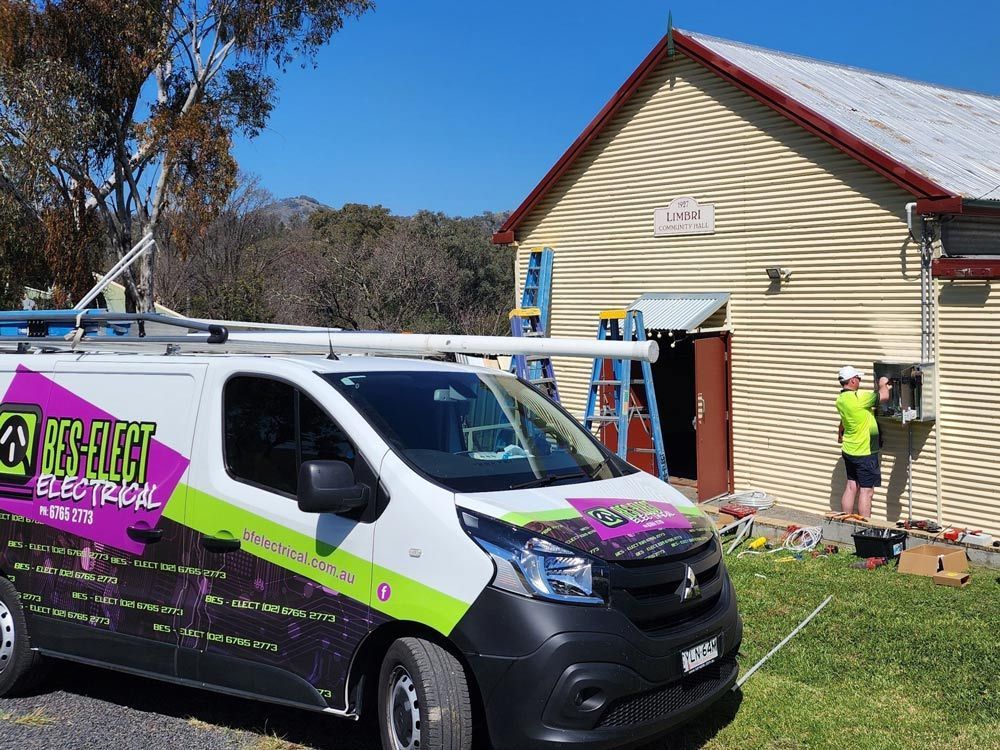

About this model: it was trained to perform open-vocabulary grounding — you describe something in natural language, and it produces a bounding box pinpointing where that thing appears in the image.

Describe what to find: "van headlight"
[459,511,610,606]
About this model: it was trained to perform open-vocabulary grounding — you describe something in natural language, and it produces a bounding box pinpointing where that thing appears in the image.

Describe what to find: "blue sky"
[232,0,1000,217]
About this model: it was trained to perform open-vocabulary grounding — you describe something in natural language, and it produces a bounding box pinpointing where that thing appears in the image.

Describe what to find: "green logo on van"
[586,507,628,529]
[0,403,42,485]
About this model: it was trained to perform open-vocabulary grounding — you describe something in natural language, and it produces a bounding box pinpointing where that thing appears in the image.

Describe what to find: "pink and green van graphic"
[503,497,713,561]
[567,498,693,541]
[0,366,189,554]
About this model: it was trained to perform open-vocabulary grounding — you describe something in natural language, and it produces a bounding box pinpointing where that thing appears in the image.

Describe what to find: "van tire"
[377,637,472,750]
[0,577,44,696]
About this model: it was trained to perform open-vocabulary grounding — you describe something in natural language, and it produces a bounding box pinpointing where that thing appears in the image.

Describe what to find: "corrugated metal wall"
[509,52,991,532]
[937,284,999,534]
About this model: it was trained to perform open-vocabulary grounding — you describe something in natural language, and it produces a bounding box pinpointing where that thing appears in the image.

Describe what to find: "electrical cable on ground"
[735,526,823,558]
[769,526,823,553]
[724,489,774,511]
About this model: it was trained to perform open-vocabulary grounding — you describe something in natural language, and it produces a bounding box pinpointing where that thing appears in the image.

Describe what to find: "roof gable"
[495,30,1000,244]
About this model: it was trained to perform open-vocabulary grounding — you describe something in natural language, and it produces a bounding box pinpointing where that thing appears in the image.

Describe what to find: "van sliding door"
[180,372,377,712]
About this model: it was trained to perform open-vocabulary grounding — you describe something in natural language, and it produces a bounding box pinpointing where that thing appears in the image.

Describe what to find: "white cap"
[838,365,863,382]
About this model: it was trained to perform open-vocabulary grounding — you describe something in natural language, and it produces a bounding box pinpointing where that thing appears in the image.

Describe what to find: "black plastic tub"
[852,528,908,559]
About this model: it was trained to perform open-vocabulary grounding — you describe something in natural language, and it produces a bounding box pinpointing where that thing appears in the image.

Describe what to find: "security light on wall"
[765,266,792,281]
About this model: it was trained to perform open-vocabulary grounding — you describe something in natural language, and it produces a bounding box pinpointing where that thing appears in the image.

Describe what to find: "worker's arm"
[877,376,892,403]
[837,422,844,444]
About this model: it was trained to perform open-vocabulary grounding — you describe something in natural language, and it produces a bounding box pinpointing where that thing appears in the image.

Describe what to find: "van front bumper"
[452,570,742,750]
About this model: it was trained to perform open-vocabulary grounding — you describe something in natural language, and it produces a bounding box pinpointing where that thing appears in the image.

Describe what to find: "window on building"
[224,376,355,497]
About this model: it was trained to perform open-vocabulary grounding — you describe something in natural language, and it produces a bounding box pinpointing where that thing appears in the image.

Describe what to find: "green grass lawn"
[659,552,1000,750]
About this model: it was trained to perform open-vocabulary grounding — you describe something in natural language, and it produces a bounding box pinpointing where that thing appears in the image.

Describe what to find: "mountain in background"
[264,195,331,224]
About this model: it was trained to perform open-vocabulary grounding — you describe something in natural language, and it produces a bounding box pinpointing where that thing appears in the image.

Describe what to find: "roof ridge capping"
[494,28,1000,245]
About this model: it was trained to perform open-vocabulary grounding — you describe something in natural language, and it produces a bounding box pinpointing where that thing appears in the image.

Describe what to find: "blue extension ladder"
[509,307,559,401]
[510,248,560,401]
[583,309,668,481]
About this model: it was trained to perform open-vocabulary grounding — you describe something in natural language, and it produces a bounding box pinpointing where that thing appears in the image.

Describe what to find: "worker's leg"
[841,480,859,514]
[856,453,881,519]
[841,453,859,514]
[858,487,874,518]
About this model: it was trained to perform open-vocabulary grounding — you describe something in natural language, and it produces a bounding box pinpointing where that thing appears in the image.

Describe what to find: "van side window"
[300,391,355,466]
[224,376,354,497]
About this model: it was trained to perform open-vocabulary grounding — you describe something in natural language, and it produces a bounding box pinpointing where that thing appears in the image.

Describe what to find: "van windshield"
[324,370,632,493]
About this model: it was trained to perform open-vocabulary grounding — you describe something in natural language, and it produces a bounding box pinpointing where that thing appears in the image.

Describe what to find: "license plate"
[681,636,719,674]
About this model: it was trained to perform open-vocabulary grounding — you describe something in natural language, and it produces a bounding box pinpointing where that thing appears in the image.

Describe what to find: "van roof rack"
[0,309,658,362]
[0,309,227,347]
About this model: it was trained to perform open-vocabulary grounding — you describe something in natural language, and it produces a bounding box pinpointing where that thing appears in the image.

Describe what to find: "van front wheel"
[0,576,44,696]
[377,637,472,750]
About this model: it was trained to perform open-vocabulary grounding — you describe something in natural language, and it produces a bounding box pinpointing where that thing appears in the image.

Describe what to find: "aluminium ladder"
[509,247,560,401]
[509,306,559,401]
[583,309,668,481]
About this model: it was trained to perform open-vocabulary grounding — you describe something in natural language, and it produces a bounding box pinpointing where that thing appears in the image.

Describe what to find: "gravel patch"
[0,660,378,750]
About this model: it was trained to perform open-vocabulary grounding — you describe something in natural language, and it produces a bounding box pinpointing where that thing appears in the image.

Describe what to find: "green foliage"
[305,204,512,334]
[311,203,396,250]
[0,0,374,310]
[0,192,48,308]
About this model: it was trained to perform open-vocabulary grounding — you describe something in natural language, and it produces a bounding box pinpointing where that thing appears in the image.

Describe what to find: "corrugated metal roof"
[628,292,729,331]
[686,30,1000,201]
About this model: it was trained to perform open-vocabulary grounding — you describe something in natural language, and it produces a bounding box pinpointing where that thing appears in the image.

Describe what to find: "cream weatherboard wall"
[507,52,995,532]
[936,287,1000,535]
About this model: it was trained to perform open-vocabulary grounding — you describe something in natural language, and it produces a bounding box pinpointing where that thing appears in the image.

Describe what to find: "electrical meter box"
[873,361,936,422]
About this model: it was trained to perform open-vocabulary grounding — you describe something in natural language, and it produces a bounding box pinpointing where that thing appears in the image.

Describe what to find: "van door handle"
[126,526,163,544]
[201,535,241,553]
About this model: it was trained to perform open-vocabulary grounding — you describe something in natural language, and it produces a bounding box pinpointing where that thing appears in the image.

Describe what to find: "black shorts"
[843,452,881,488]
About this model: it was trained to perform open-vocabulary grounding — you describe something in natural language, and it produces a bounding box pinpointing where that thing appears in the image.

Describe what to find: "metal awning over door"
[628,292,729,331]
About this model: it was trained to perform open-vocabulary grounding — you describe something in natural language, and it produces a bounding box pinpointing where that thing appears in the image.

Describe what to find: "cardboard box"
[897,544,969,578]
[933,571,971,588]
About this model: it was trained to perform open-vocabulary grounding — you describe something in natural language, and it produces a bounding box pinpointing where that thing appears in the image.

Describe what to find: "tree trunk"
[135,247,156,312]
[116,223,157,313]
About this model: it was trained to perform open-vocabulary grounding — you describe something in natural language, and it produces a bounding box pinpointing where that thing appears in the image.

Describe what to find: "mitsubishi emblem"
[678,565,701,602]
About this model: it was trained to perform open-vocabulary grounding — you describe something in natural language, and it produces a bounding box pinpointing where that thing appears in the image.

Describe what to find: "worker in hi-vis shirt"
[836,366,891,519]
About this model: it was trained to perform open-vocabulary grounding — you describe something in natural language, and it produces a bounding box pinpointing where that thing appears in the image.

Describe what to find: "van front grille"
[609,538,725,633]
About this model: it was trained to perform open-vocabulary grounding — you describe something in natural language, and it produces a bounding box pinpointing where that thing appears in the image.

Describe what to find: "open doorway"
[651,332,697,480]
[650,331,731,500]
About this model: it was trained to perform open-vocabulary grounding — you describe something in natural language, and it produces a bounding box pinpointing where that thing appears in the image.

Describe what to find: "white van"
[0,315,741,750]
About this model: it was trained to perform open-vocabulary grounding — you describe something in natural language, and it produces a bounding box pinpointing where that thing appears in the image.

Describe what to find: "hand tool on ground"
[852,556,887,570]
[827,512,869,523]
[896,519,942,533]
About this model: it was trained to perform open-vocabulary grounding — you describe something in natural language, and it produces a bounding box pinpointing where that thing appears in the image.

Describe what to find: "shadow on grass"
[32,660,379,750]
[638,688,744,750]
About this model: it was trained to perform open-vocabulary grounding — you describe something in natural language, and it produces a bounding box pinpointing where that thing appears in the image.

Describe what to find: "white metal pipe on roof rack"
[189,317,341,332]
[74,232,155,310]
[223,330,660,362]
[0,310,657,361]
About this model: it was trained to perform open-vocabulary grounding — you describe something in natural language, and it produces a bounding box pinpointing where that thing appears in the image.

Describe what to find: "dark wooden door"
[694,336,730,500]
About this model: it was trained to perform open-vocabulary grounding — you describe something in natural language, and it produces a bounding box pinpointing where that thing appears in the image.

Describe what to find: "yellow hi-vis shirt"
[836,389,879,456]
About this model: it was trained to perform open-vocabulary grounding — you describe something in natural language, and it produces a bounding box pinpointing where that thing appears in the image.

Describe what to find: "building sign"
[653,197,715,237]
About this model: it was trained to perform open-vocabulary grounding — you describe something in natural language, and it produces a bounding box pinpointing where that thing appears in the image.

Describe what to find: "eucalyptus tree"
[0,0,372,310]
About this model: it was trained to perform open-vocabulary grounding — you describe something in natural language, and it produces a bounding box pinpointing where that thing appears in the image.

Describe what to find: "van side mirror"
[297,460,369,514]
